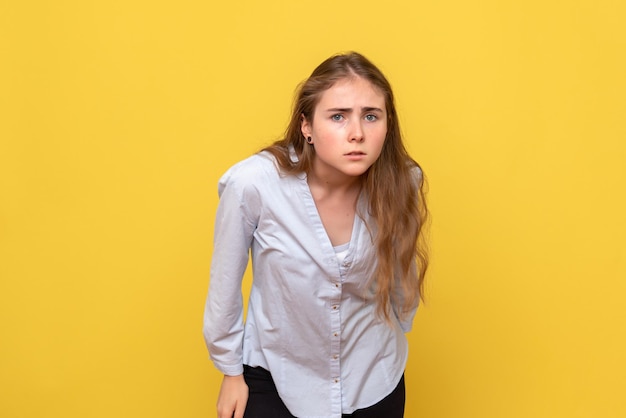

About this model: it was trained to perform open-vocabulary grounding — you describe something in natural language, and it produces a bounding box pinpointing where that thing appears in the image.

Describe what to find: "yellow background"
[1,1,625,417]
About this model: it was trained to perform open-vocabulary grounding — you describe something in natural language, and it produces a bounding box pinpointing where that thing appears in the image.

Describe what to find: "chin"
[342,167,370,177]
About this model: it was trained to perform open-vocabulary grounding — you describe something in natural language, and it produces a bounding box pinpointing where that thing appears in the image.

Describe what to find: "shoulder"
[217,152,279,196]
[410,164,423,182]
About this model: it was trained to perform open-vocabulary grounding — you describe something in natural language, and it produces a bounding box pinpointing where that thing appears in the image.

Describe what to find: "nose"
[350,121,364,142]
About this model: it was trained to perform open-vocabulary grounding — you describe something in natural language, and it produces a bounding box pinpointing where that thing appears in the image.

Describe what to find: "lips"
[345,151,366,156]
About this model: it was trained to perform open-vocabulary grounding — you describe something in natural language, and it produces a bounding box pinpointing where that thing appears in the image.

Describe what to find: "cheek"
[374,133,388,155]
[376,128,388,147]
[315,125,342,142]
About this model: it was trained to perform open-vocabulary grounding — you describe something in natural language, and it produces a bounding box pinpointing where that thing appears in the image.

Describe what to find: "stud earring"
[306,136,313,144]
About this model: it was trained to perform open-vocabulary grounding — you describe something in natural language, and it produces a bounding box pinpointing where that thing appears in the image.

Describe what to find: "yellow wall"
[1,1,624,417]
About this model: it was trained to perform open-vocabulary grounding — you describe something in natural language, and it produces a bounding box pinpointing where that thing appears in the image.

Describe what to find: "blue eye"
[365,114,377,122]
[331,114,344,121]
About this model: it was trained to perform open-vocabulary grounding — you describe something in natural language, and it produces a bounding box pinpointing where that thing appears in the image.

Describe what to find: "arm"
[392,164,425,332]
[392,259,420,333]
[216,374,248,418]
[203,163,261,415]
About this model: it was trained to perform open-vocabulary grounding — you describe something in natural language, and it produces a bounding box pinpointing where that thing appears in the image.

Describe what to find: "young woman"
[203,52,428,418]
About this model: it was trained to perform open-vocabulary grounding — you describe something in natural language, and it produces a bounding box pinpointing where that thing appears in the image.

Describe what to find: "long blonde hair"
[263,52,428,322]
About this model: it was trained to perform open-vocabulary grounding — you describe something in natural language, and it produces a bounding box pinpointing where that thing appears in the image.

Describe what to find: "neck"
[307,168,362,196]
[308,155,365,192]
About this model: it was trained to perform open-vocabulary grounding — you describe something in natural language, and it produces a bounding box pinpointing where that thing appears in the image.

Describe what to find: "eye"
[331,114,344,121]
[364,114,378,122]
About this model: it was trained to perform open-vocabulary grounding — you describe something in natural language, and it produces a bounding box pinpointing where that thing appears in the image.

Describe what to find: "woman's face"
[301,76,387,182]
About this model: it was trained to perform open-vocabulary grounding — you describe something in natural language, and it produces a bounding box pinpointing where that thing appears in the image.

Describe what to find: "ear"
[300,113,312,139]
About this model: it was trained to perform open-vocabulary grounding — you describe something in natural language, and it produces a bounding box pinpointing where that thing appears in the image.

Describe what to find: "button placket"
[329,275,342,400]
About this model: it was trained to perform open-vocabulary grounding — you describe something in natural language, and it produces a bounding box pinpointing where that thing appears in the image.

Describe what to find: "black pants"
[243,365,405,418]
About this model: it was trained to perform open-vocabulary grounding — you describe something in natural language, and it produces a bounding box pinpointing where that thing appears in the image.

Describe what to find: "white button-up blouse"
[203,151,418,418]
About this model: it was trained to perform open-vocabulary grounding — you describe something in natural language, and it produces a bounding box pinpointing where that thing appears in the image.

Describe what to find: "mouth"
[345,151,366,156]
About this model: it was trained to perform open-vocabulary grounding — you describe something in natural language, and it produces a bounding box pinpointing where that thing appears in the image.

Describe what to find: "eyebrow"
[325,107,384,113]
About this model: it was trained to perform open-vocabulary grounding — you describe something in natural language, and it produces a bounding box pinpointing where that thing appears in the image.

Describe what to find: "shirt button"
[333,354,338,360]
[332,305,338,310]
[334,378,340,383]
[343,261,351,267]
[333,332,338,337]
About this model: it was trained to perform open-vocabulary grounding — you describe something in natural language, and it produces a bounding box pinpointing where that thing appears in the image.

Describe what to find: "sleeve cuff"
[214,361,244,376]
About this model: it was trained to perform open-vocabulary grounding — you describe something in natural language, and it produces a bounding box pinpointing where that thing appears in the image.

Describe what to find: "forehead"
[315,76,386,109]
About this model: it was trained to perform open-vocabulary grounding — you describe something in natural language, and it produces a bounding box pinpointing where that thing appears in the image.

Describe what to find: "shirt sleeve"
[392,260,420,333]
[203,161,261,376]
[392,164,424,333]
